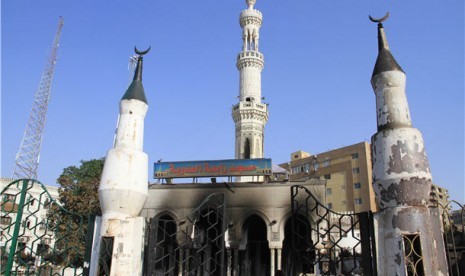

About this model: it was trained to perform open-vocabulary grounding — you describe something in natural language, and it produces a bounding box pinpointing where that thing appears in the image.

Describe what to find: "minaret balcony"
[232,107,268,124]
[237,51,264,60]
[232,102,269,123]
[236,51,264,69]
[240,9,262,23]
[233,101,267,112]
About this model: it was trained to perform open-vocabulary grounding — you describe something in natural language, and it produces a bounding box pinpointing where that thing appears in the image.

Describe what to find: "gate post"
[4,179,28,276]
[359,212,377,276]
[83,215,96,276]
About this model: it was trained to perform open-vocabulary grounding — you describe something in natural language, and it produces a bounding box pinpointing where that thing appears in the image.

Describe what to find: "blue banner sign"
[154,158,272,179]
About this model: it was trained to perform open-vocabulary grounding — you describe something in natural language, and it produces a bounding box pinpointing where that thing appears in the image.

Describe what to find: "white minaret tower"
[90,47,150,276]
[369,14,448,274]
[232,0,268,165]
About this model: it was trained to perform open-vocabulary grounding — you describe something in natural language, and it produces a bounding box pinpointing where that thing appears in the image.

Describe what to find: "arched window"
[244,138,251,159]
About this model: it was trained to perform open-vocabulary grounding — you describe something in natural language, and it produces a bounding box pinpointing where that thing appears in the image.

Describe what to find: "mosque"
[89,0,448,275]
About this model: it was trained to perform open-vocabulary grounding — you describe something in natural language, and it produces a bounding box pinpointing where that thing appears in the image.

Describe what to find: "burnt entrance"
[145,193,226,276]
[282,214,314,275]
[238,215,270,276]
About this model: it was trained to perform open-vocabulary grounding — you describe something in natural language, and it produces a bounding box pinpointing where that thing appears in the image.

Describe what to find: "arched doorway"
[239,215,270,276]
[282,214,314,275]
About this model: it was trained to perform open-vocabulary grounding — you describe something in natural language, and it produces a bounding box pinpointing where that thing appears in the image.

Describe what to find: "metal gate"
[145,193,226,276]
[1,179,92,276]
[290,185,377,276]
[437,200,465,276]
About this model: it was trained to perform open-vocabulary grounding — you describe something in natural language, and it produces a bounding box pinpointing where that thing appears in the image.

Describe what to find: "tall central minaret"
[232,0,268,162]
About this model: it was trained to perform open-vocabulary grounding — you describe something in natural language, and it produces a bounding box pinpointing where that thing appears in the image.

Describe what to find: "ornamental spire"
[246,0,256,9]
[122,46,150,103]
[369,13,404,77]
[133,46,150,81]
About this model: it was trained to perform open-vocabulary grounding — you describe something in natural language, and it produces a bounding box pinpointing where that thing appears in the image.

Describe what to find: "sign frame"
[153,158,272,179]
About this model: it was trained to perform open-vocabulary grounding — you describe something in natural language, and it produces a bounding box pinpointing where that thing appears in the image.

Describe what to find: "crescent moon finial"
[369,12,390,24]
[134,46,151,56]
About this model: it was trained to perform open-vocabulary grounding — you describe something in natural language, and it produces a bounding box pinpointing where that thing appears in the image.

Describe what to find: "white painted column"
[276,248,282,270]
[270,248,275,276]
[178,248,183,276]
[185,248,190,274]
[233,249,239,276]
[227,248,232,276]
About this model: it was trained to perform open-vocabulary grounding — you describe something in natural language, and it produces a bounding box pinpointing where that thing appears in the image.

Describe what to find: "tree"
[56,158,104,217]
[47,158,104,267]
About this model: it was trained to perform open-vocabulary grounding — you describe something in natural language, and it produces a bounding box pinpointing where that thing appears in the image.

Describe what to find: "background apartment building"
[279,142,378,213]
[1,178,60,271]
[430,183,450,208]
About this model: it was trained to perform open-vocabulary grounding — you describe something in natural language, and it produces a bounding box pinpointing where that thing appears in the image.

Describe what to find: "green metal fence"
[438,200,465,276]
[1,179,93,276]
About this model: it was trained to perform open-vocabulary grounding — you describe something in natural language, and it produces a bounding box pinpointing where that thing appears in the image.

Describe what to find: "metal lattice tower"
[12,17,64,180]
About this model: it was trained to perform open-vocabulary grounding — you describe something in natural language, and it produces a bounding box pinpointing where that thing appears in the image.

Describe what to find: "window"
[1,216,12,225]
[324,174,331,180]
[244,138,251,159]
[402,234,425,275]
[291,165,310,174]
[327,203,333,209]
[323,160,330,167]
[3,193,15,202]
[36,243,50,256]
[313,163,319,170]
[18,242,26,252]
[351,153,359,159]
[355,198,363,205]
[97,237,115,275]
[44,199,52,209]
[352,168,360,174]
[354,182,361,189]
[326,188,332,195]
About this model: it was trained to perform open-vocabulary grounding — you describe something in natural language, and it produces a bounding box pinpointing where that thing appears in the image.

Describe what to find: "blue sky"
[1,1,464,202]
